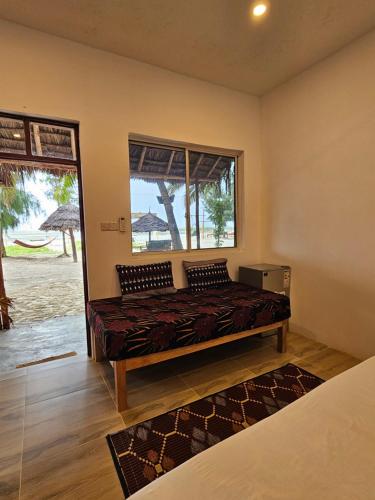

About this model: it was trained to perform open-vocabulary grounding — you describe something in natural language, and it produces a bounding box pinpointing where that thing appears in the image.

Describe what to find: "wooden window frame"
[0,111,79,166]
[129,138,239,254]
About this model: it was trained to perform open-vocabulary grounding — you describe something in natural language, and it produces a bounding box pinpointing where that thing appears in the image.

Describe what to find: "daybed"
[88,281,290,411]
[131,356,375,499]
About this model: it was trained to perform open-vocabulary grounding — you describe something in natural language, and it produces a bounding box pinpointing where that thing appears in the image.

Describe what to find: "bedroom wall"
[261,30,375,360]
[0,20,262,299]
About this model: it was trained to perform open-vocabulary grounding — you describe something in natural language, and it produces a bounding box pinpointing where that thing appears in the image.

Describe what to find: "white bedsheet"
[132,357,375,500]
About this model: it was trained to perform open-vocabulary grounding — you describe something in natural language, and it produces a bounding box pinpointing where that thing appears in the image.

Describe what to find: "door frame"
[0,111,91,355]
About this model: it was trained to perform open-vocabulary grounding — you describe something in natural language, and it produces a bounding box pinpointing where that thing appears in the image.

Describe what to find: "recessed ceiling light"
[253,2,267,17]
[13,133,21,139]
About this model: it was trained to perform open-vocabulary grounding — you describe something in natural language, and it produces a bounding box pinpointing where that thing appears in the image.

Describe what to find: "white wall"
[0,20,262,299]
[261,30,375,359]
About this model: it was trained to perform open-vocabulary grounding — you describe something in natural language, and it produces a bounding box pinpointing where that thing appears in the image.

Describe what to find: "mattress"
[131,356,375,500]
[87,282,290,361]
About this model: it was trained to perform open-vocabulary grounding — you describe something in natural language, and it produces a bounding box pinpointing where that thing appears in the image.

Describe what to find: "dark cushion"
[183,258,231,293]
[116,261,176,299]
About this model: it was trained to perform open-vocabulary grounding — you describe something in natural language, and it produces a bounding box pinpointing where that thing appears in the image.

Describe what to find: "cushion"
[116,261,176,299]
[183,258,231,293]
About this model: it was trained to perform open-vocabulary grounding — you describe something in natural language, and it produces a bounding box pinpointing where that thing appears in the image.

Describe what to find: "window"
[0,114,78,165]
[129,140,237,253]
[0,117,27,155]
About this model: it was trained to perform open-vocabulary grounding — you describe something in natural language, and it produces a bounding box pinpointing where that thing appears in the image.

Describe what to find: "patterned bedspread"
[87,282,291,361]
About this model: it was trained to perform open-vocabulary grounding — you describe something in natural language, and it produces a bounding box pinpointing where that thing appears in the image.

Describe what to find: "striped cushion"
[184,259,231,292]
[116,261,176,298]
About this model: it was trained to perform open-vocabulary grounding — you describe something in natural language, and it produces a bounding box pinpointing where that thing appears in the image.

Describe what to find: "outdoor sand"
[3,254,85,324]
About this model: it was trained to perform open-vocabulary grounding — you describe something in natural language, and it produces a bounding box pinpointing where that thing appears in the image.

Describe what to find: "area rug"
[107,363,324,497]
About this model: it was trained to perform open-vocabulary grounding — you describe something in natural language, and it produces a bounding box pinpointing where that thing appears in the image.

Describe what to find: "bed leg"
[91,328,105,362]
[277,321,288,353]
[114,360,127,412]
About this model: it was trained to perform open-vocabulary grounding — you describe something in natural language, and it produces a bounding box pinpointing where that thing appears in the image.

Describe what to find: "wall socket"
[100,221,119,231]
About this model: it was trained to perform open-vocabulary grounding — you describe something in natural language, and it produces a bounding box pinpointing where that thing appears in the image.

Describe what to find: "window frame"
[0,111,79,166]
[128,137,239,254]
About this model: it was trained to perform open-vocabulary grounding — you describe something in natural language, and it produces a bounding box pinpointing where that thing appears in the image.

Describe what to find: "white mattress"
[132,357,375,500]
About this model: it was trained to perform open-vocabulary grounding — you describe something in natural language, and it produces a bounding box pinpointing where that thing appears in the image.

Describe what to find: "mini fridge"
[239,263,291,296]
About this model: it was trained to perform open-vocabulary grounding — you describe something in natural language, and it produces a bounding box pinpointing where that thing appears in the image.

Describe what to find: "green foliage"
[0,180,41,232]
[44,174,78,206]
[5,245,58,257]
[202,184,233,247]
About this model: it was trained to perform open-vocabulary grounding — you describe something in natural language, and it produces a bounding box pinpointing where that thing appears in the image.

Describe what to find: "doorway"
[0,112,88,372]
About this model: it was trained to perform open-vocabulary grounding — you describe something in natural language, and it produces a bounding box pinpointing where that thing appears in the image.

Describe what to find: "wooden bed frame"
[91,320,288,412]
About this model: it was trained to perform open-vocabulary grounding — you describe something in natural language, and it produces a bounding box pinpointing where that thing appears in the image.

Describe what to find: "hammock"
[13,238,55,249]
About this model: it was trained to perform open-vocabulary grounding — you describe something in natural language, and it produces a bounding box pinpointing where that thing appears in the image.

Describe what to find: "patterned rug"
[107,363,324,497]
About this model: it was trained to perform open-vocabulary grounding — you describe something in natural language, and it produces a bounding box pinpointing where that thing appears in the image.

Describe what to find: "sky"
[18,172,58,231]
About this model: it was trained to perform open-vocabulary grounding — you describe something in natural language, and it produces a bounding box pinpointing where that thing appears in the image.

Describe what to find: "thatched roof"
[129,142,234,184]
[0,116,77,183]
[0,160,76,182]
[132,212,169,233]
[39,204,80,231]
[0,117,76,161]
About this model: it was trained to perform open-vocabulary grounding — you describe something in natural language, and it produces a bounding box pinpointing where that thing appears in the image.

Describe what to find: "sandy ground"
[3,255,85,324]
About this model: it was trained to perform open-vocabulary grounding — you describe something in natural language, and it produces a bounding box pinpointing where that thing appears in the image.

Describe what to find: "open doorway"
[0,113,88,372]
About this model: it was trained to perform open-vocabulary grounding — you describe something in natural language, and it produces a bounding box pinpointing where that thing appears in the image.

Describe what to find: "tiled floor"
[0,331,359,499]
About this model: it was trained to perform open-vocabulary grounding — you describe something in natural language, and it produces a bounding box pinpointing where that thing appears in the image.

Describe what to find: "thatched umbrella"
[39,204,80,262]
[132,211,169,243]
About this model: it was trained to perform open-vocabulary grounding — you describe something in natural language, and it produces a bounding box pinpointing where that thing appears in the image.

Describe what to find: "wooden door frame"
[0,111,91,355]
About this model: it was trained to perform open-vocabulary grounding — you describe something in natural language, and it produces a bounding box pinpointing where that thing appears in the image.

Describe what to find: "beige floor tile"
[0,374,26,412]
[231,343,295,372]
[25,352,88,374]
[0,405,24,500]
[20,437,123,500]
[23,383,123,465]
[286,331,327,359]
[101,359,188,408]
[177,354,253,396]
[121,386,200,428]
[295,348,359,380]
[0,367,26,382]
[26,358,102,405]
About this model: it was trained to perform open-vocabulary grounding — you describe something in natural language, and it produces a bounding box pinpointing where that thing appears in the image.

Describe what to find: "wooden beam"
[131,171,218,183]
[70,129,77,161]
[32,123,43,156]
[125,321,284,371]
[137,147,147,172]
[207,156,222,179]
[191,153,204,178]
[165,151,175,175]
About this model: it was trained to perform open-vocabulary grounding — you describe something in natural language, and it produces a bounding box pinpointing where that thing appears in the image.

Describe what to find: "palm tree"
[158,180,183,250]
[0,177,41,257]
[44,174,78,256]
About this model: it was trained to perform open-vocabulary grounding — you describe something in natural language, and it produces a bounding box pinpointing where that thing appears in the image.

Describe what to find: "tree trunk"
[0,251,10,329]
[0,225,6,258]
[68,228,78,263]
[156,180,183,250]
[62,231,69,256]
[195,181,200,249]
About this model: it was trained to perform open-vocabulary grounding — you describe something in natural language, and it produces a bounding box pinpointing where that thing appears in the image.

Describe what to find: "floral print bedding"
[87,282,291,361]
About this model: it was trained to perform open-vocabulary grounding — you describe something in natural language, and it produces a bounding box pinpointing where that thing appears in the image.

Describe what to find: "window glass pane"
[129,142,187,253]
[189,151,236,249]
[30,122,77,160]
[0,117,26,155]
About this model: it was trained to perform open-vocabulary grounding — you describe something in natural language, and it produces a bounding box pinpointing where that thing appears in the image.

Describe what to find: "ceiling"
[1,0,375,95]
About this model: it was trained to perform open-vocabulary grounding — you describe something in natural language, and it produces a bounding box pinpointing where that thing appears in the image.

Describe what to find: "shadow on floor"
[0,313,87,373]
